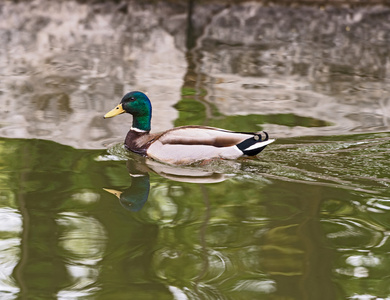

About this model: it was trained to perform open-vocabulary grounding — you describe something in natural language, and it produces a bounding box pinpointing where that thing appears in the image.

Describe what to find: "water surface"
[1,133,390,299]
[1,1,390,299]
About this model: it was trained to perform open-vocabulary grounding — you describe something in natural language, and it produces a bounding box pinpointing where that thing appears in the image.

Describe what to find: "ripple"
[260,132,390,195]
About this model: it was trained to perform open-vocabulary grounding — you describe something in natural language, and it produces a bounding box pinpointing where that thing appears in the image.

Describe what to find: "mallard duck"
[104,91,274,165]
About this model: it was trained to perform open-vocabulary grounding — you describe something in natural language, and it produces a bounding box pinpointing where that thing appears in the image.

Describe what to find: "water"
[1,1,390,299]
[2,134,390,299]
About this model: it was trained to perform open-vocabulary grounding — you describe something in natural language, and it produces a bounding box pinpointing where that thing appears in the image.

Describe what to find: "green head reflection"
[104,174,150,212]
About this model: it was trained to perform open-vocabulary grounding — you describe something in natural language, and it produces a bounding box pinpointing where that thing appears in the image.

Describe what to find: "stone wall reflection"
[1,1,390,148]
[196,4,390,136]
[0,1,187,148]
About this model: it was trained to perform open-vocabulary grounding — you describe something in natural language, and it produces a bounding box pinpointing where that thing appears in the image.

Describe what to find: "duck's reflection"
[103,175,150,212]
[104,154,231,212]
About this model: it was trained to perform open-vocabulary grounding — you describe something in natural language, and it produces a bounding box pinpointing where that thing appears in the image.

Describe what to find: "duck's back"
[146,126,257,164]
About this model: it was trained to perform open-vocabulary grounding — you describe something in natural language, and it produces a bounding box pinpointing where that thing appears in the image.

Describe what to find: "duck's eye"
[129,97,135,102]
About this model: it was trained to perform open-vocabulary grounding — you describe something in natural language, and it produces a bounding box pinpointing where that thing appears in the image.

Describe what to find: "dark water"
[1,1,390,299]
[1,133,390,299]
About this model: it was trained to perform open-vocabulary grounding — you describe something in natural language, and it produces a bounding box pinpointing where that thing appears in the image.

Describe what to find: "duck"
[104,91,274,165]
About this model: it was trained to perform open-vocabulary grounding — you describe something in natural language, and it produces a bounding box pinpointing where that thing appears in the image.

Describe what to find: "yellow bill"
[103,188,123,199]
[104,104,125,118]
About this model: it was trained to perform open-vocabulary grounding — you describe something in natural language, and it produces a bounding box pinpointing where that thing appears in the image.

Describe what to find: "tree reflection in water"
[0,0,390,299]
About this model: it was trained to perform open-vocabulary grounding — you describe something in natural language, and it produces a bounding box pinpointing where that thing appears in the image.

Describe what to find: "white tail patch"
[245,139,275,151]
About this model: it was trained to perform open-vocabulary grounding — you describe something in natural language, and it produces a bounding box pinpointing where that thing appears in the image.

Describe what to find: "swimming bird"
[104,91,274,165]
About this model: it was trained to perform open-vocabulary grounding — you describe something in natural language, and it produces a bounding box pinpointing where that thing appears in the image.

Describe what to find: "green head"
[104,91,152,131]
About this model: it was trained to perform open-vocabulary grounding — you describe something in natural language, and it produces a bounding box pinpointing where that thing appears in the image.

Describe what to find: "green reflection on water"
[174,96,332,131]
[0,135,389,299]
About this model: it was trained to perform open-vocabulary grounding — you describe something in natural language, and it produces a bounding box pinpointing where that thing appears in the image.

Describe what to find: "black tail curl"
[236,131,270,156]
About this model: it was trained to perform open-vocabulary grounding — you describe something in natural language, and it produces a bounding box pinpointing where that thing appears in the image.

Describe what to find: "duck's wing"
[147,126,274,165]
[156,125,256,146]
